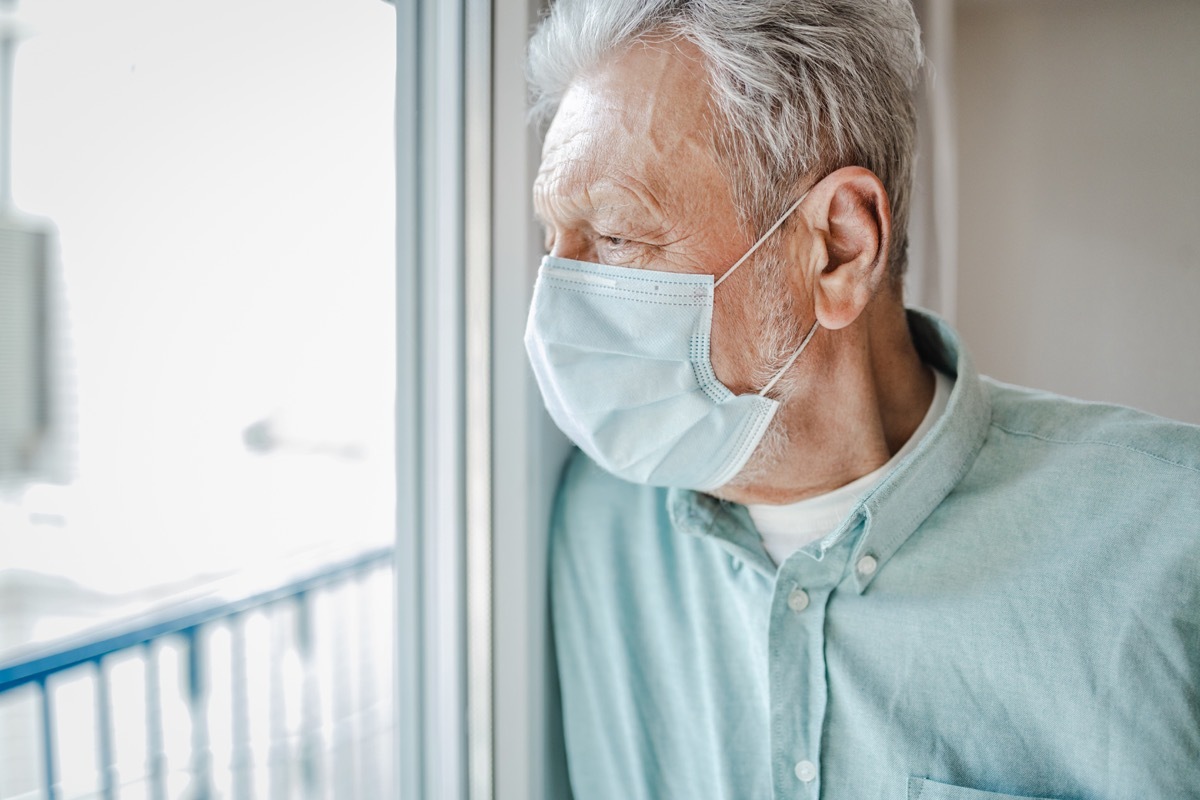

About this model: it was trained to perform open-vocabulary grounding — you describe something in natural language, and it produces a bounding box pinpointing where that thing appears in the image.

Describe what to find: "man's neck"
[716,303,934,506]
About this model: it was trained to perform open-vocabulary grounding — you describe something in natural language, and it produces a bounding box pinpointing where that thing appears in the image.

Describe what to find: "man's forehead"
[549,40,713,146]
[534,38,725,223]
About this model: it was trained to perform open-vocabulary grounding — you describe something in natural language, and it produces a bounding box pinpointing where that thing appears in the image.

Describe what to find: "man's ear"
[794,167,891,331]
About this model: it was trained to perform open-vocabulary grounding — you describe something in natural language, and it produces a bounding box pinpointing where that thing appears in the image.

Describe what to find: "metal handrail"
[0,544,395,800]
[0,545,394,693]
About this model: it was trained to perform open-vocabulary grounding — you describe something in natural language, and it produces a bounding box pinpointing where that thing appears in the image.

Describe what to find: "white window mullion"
[395,0,469,798]
[393,0,424,795]
[422,0,468,796]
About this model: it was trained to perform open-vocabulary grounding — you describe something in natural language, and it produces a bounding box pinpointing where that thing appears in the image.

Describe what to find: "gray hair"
[528,0,924,284]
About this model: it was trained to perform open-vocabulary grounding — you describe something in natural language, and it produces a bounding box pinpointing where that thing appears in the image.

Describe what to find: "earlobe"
[803,167,891,331]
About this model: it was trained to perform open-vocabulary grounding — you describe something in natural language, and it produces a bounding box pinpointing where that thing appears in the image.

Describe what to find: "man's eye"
[603,236,629,248]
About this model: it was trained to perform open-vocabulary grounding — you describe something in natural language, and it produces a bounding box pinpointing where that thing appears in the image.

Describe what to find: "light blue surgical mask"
[524,195,817,491]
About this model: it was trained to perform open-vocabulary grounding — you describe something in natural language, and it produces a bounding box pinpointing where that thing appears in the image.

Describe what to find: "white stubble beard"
[722,250,810,493]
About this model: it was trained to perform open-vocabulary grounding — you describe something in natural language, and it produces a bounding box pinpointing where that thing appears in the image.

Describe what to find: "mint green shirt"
[550,311,1200,800]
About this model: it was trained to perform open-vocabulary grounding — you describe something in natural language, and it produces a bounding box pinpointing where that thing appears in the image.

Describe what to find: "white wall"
[955,0,1200,424]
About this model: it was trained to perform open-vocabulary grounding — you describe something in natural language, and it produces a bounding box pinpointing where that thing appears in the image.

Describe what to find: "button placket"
[768,553,844,800]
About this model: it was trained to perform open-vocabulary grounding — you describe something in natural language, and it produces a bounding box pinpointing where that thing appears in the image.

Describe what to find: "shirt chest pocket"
[908,777,1063,800]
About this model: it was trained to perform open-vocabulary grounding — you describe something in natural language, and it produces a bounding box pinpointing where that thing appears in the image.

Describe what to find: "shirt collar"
[667,309,992,591]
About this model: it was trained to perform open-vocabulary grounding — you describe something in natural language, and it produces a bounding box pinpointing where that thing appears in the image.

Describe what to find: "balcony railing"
[0,546,395,800]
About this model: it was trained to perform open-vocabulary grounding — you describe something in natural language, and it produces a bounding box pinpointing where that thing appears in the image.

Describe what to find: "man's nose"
[547,231,598,264]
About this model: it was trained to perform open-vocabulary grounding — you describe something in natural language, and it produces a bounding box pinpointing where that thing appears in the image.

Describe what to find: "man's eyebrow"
[534,181,662,233]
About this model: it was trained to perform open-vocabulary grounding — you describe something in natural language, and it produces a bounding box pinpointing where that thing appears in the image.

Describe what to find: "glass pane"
[7,0,395,586]
[0,1,396,797]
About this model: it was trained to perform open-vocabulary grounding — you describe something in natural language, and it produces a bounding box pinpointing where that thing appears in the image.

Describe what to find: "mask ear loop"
[713,192,809,289]
[706,192,820,397]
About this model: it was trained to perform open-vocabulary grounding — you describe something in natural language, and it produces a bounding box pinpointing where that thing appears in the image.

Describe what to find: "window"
[0,1,397,797]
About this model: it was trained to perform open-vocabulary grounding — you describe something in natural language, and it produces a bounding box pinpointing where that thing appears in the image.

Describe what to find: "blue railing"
[0,546,395,800]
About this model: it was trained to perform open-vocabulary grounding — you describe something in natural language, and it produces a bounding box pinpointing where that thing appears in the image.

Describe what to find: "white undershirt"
[747,369,954,567]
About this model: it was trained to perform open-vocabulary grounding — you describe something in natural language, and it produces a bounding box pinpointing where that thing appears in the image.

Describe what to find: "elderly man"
[522,1,1200,798]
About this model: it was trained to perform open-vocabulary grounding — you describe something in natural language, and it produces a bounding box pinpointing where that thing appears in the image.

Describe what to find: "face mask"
[524,194,818,491]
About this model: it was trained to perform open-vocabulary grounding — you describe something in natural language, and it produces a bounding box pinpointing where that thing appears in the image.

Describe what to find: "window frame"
[394,0,571,798]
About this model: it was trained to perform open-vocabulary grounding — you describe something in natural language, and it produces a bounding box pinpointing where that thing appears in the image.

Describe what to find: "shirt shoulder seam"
[989,421,1200,476]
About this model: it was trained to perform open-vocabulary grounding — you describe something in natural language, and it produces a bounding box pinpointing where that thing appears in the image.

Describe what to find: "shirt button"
[856,554,878,576]
[787,588,810,613]
[794,760,817,783]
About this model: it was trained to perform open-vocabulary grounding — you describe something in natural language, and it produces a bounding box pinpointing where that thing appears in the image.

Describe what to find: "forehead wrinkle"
[592,175,672,236]
[537,176,671,240]
[536,129,672,233]
[533,138,602,226]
